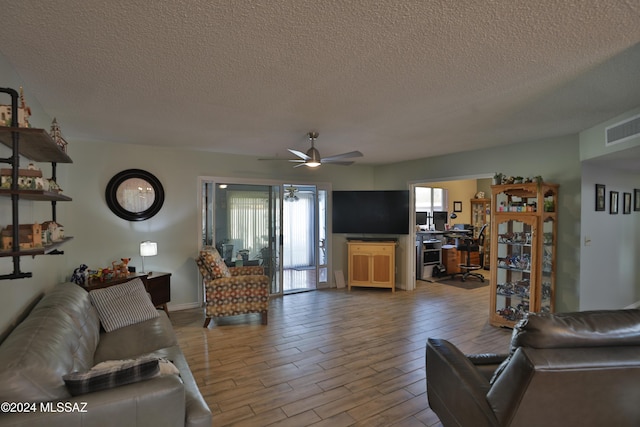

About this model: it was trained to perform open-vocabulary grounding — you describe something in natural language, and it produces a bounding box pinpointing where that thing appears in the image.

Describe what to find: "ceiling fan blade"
[321,160,355,166]
[287,148,310,160]
[321,151,363,162]
[293,162,308,168]
[288,159,305,163]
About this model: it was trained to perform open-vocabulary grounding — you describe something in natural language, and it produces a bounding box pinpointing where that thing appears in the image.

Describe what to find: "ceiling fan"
[286,132,363,168]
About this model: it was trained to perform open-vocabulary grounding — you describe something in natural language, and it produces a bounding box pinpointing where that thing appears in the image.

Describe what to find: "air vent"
[605,114,640,146]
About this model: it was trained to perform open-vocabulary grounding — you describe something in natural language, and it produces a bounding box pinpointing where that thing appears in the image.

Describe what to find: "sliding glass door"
[282,184,317,293]
[201,179,329,296]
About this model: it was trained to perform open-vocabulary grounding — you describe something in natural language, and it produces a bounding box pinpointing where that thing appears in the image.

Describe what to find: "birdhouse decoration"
[49,117,68,153]
[41,221,64,244]
[0,163,47,190]
[1,223,43,250]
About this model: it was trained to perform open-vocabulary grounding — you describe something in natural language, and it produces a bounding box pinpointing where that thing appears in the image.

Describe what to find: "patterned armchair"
[196,247,269,328]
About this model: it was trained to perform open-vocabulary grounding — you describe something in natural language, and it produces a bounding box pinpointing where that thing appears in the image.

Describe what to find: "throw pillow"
[89,278,159,332]
[63,356,160,396]
[158,358,180,376]
[200,247,231,279]
[92,357,180,376]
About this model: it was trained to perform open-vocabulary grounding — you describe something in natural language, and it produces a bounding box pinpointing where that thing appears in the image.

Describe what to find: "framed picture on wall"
[623,192,631,214]
[610,191,619,214]
[595,184,606,211]
[453,201,462,212]
[635,189,640,212]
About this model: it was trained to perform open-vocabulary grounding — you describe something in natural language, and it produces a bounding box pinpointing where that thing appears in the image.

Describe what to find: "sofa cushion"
[0,283,101,402]
[94,311,178,363]
[63,356,161,396]
[89,278,159,332]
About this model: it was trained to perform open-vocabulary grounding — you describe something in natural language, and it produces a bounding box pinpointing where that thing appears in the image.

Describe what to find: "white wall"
[578,108,640,310]
[579,162,640,309]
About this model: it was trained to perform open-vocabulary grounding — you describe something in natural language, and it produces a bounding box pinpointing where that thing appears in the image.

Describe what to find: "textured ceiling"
[1,0,640,165]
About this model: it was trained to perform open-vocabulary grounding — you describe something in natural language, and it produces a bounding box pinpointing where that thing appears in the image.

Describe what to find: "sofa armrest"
[0,375,185,427]
[426,338,499,427]
[466,353,508,382]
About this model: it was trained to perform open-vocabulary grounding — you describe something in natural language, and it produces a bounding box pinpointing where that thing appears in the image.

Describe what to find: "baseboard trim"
[624,301,640,309]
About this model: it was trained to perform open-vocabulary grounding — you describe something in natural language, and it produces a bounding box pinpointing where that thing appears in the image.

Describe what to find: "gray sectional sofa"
[0,282,212,427]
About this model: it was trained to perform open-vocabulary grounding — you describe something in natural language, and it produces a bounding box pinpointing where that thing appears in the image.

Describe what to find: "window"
[415,186,448,224]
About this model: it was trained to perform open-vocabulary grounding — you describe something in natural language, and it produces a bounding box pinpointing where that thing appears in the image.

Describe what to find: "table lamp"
[140,241,157,274]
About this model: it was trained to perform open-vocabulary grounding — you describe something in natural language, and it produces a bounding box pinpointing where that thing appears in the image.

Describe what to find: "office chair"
[453,224,487,282]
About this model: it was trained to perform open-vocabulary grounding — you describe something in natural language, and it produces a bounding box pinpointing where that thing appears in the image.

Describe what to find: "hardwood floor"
[171,279,511,427]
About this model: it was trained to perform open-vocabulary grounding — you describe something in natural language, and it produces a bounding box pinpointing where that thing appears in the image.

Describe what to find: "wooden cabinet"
[347,240,396,292]
[471,198,491,268]
[0,88,72,279]
[443,246,480,275]
[489,182,558,327]
[442,246,459,274]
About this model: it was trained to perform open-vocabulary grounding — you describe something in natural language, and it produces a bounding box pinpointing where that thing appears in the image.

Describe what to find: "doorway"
[200,179,329,296]
[409,177,492,288]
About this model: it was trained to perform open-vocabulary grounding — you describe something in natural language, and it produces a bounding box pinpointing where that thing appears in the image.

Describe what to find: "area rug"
[433,277,489,290]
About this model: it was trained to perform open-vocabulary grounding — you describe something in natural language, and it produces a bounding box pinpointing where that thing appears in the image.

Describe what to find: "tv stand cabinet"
[347,240,396,292]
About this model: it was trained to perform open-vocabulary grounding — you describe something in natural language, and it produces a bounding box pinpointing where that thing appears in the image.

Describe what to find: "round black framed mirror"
[105,169,165,221]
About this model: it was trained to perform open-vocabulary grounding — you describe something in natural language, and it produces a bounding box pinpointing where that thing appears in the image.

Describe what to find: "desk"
[83,272,171,315]
[416,230,475,279]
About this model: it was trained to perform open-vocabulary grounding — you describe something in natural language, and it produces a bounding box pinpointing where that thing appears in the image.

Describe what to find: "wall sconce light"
[140,241,157,274]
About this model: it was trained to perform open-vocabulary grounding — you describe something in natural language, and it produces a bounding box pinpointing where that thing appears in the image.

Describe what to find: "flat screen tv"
[332,190,410,234]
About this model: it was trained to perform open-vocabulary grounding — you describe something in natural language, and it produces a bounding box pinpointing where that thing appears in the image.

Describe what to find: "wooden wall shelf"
[0,88,73,279]
[0,126,72,163]
[0,237,74,258]
[0,189,72,201]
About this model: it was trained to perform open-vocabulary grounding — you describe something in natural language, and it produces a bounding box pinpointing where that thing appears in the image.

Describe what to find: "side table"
[145,272,171,315]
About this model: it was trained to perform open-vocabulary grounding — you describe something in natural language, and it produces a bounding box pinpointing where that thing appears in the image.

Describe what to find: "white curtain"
[227,191,269,260]
[283,192,314,268]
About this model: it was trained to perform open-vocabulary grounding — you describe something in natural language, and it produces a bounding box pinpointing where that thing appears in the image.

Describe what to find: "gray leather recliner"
[426,309,640,427]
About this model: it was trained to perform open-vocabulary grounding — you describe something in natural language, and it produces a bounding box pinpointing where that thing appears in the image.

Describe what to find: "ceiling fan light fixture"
[305,137,321,167]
